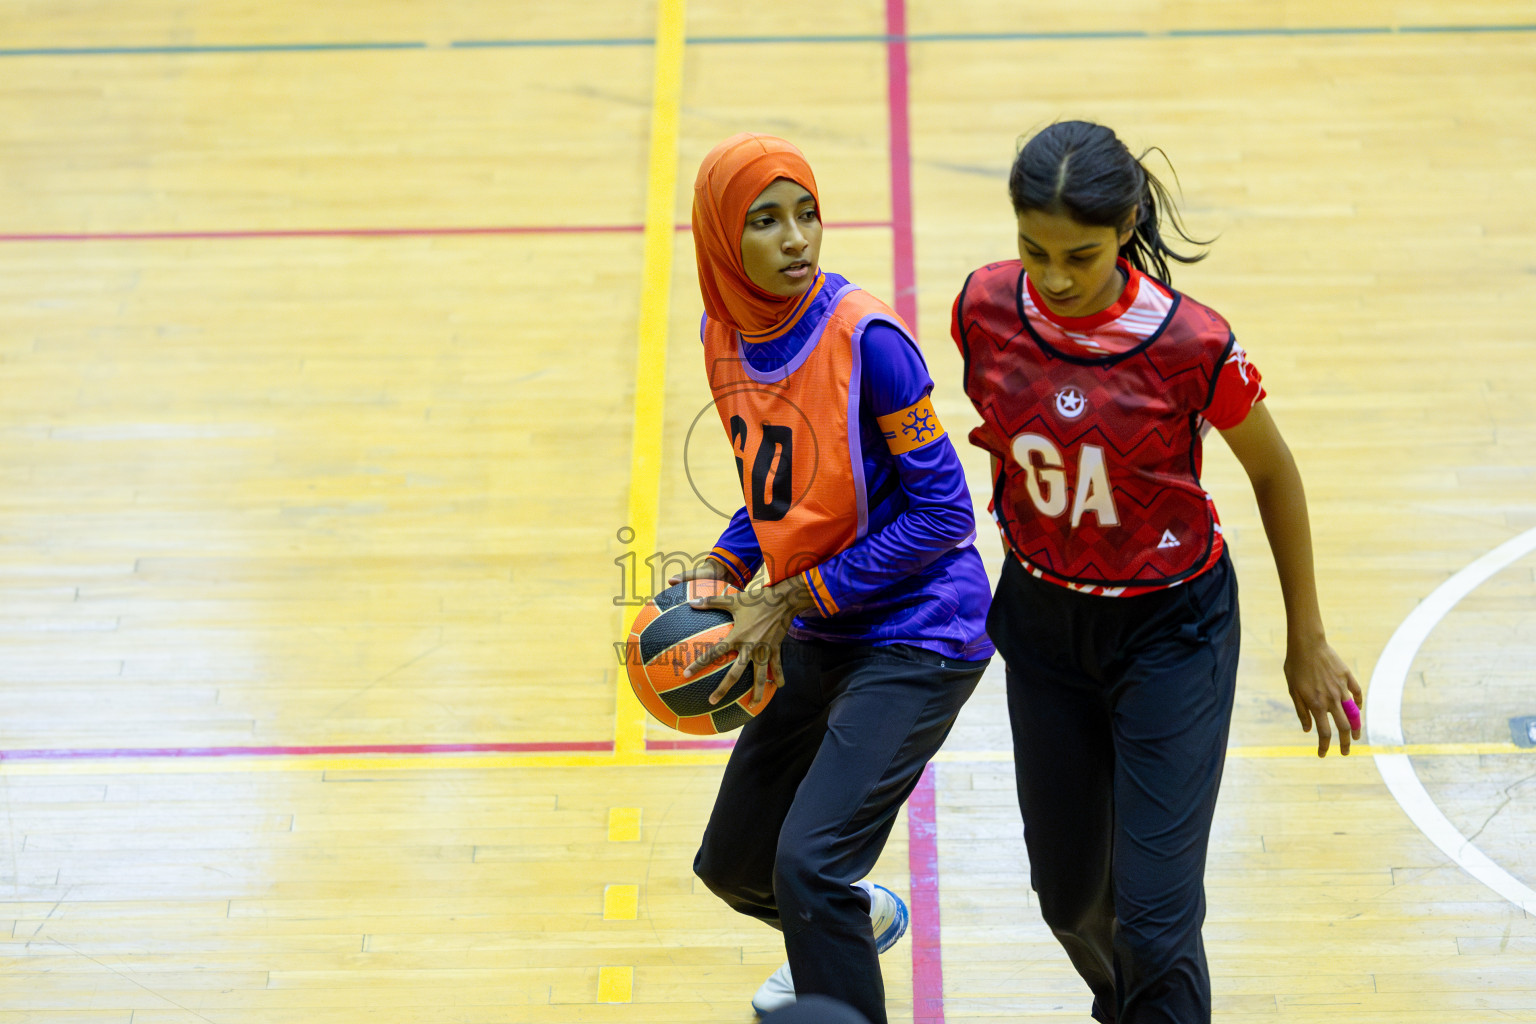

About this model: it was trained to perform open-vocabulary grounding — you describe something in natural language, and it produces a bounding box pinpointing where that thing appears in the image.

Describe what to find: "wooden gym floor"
[1,1,1535,1021]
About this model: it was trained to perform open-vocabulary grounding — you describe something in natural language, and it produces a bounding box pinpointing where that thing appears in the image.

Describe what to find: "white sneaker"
[859,880,910,954]
[751,960,795,1016]
[749,881,910,1016]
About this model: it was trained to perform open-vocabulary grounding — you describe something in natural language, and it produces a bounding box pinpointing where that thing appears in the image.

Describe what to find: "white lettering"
[1010,434,1120,528]
[1010,433,1067,518]
[1069,444,1120,528]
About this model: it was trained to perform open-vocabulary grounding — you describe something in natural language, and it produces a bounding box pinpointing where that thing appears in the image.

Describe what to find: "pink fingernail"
[1343,698,1361,731]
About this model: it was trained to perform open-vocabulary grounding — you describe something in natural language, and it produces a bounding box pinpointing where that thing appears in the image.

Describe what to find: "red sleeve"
[1204,340,1266,430]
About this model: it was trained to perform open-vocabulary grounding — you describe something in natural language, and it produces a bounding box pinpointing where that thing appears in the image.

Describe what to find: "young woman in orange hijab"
[670,134,993,1022]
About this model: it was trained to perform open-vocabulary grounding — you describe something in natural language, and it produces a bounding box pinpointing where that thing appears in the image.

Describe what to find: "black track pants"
[694,637,986,1024]
[989,554,1240,1024]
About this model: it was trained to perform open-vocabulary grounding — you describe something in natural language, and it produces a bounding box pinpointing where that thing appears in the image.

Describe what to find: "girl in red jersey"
[674,134,993,1023]
[951,121,1362,1024]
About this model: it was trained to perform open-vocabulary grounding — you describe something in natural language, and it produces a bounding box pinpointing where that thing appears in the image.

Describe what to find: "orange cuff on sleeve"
[708,548,753,587]
[804,566,839,616]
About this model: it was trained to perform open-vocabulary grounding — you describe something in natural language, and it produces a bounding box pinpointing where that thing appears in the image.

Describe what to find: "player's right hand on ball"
[668,557,731,587]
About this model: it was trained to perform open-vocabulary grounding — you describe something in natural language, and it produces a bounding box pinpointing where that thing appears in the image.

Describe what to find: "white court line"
[1366,525,1536,914]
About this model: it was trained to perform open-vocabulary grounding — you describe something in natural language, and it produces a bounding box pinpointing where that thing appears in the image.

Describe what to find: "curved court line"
[1367,525,1536,913]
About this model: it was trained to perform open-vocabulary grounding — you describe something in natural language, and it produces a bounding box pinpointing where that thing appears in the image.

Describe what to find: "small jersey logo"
[1054,387,1087,419]
[1157,529,1180,549]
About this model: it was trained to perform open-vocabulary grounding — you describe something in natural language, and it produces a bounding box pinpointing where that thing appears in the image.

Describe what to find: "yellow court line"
[614,0,688,756]
[0,751,733,776]
[1,742,1527,776]
[603,883,641,920]
[597,965,634,1003]
[1223,741,1531,759]
[608,806,643,841]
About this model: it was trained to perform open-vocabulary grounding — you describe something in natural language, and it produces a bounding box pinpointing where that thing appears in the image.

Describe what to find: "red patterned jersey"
[952,259,1265,596]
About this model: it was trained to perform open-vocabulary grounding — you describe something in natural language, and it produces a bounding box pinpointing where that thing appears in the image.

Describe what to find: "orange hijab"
[692,133,821,334]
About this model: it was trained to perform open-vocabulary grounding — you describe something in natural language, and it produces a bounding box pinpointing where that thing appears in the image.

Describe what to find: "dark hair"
[1008,120,1209,284]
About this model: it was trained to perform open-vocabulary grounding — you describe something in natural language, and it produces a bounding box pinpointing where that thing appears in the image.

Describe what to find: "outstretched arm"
[1219,402,1362,756]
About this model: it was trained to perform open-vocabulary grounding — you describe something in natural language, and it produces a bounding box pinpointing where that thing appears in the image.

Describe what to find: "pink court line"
[645,738,735,751]
[884,0,919,333]
[0,225,642,242]
[0,740,612,761]
[0,220,893,243]
[908,764,945,1024]
[0,738,743,759]
[881,0,946,1018]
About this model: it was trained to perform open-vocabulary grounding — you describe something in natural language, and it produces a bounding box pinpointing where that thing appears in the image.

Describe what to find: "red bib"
[956,260,1236,590]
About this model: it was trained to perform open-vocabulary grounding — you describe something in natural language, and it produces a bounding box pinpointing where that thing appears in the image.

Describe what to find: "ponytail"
[1008,121,1210,284]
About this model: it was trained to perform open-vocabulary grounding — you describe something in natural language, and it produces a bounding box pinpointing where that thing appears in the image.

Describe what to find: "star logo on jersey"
[1054,387,1087,419]
[902,408,937,443]
[1157,529,1180,549]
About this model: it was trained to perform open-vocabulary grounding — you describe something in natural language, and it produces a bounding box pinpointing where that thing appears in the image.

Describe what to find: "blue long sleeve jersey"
[708,310,993,662]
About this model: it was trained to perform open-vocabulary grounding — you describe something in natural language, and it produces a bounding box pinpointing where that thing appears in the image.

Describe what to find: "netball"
[625,578,775,734]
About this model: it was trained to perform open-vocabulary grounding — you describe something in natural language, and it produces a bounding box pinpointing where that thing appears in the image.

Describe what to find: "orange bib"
[702,280,903,584]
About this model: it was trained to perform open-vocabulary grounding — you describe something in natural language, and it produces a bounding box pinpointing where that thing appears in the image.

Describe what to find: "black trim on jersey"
[1012,265,1183,368]
[954,267,980,395]
[1184,411,1208,500]
[965,260,1223,592]
[1005,499,1218,592]
[990,461,1010,547]
[1003,399,1218,591]
[994,371,1219,590]
[1198,333,1238,414]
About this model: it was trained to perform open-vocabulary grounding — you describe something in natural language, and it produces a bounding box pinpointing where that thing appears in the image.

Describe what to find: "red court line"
[884,0,919,333]
[0,738,743,760]
[0,225,643,242]
[645,738,736,751]
[0,738,740,760]
[0,220,893,243]
[882,0,947,1018]
[0,740,612,761]
[908,764,946,1024]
